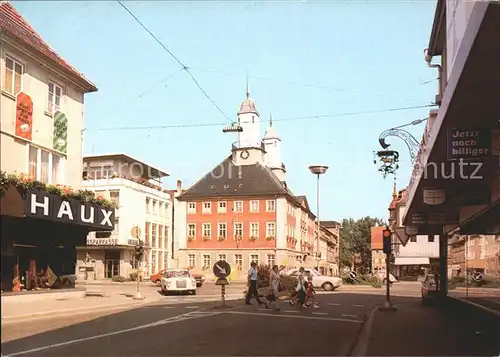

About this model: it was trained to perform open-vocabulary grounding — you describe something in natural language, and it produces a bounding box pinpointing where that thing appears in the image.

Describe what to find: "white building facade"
[392,188,440,277]
[76,154,172,280]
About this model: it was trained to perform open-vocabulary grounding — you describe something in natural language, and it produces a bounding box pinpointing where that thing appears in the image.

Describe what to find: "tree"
[340,216,385,274]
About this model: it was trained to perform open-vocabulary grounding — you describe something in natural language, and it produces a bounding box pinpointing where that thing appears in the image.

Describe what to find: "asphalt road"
[2,292,394,356]
[5,283,495,356]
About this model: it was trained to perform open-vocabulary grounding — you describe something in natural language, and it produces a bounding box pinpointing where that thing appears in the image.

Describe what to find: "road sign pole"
[221,284,226,306]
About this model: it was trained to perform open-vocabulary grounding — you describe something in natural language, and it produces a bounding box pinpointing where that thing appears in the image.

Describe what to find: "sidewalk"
[1,284,163,323]
[361,299,500,356]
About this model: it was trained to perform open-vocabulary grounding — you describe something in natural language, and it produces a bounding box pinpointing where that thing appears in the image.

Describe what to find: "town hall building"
[173,90,327,279]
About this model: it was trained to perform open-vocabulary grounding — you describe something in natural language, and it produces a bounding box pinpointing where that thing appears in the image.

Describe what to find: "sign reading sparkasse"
[87,238,118,246]
[24,189,115,230]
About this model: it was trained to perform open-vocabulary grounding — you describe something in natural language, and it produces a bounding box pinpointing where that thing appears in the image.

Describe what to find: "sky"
[14,0,438,222]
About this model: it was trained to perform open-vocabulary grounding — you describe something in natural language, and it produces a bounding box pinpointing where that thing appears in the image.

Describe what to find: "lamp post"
[309,165,328,271]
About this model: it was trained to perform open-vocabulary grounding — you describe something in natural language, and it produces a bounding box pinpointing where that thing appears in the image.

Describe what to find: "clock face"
[240,150,250,159]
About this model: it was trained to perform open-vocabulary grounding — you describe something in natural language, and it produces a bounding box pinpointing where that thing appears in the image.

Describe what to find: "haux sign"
[24,189,114,230]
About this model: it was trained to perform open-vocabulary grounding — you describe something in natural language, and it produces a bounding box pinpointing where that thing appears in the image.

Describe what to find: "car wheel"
[322,282,334,291]
[155,280,161,287]
[196,283,202,288]
[191,290,196,295]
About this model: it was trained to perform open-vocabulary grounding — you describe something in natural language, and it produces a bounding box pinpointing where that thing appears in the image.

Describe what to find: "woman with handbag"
[268,265,282,312]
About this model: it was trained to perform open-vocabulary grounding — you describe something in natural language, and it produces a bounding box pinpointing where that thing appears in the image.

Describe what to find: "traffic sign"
[472,271,484,282]
[213,260,231,278]
[349,271,357,280]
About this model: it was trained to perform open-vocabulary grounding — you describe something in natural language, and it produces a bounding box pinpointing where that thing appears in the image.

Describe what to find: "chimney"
[176,180,182,194]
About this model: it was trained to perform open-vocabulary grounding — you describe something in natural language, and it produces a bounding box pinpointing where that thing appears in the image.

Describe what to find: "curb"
[349,307,376,357]
[449,295,500,318]
[1,299,153,324]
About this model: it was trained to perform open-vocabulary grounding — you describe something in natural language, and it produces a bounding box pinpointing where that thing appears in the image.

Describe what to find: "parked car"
[373,271,397,284]
[421,274,438,305]
[286,268,342,291]
[160,269,197,295]
[191,273,205,287]
[150,269,167,286]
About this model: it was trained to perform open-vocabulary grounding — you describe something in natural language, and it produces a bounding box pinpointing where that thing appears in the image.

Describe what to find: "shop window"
[267,254,275,266]
[188,254,196,267]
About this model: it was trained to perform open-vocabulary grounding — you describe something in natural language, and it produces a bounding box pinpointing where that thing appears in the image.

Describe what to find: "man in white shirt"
[245,262,263,305]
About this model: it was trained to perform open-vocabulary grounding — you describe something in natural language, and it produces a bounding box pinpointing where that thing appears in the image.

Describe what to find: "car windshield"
[164,270,190,279]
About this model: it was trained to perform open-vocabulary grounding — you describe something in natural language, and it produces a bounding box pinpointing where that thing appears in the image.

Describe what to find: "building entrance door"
[104,250,120,278]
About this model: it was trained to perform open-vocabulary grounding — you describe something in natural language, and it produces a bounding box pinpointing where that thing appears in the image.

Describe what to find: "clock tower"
[232,88,265,166]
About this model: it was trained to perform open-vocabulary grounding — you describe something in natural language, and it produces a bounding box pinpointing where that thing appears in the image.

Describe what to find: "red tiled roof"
[0,1,97,92]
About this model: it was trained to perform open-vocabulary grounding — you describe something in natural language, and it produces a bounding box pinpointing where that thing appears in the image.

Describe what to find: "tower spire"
[245,73,250,98]
[269,112,273,127]
[392,178,397,198]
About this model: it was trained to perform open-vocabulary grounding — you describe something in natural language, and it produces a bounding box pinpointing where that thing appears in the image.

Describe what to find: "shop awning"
[394,257,430,266]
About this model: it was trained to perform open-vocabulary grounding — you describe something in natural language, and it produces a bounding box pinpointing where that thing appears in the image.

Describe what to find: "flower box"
[249,236,257,241]
[202,236,211,241]
[217,236,227,241]
[187,236,195,242]
[266,236,275,241]
[234,235,242,241]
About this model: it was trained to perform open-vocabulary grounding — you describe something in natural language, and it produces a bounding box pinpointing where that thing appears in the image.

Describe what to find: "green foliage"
[342,274,378,285]
[339,216,385,273]
[0,170,118,209]
[111,275,127,283]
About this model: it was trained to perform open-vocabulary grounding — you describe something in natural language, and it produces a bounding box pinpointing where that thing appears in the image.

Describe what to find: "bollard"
[221,284,226,306]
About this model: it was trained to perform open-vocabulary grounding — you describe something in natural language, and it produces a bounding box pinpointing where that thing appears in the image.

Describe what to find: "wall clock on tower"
[240,150,250,159]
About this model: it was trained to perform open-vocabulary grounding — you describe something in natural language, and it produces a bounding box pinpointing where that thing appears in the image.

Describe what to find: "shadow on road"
[1,292,499,356]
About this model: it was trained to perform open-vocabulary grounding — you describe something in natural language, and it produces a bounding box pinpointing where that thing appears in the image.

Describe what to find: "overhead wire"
[190,67,436,105]
[116,1,231,122]
[93,103,436,132]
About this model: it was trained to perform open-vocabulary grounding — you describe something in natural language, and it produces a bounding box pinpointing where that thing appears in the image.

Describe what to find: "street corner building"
[78,154,172,280]
[173,91,340,280]
[397,0,500,292]
[0,1,114,296]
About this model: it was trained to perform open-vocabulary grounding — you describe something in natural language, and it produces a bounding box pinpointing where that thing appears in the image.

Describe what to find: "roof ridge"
[179,155,232,197]
[0,2,97,91]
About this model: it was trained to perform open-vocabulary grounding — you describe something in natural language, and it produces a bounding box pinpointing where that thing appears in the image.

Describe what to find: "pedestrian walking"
[289,267,306,307]
[268,265,281,311]
[245,262,263,306]
[304,275,319,308]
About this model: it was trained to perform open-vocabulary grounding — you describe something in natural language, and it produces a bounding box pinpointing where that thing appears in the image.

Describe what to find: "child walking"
[304,276,319,308]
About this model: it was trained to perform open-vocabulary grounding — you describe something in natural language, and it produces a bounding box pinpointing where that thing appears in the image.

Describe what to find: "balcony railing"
[82,177,172,197]
[232,141,265,151]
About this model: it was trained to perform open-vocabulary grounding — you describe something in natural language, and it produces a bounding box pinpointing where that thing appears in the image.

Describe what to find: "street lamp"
[309,165,328,271]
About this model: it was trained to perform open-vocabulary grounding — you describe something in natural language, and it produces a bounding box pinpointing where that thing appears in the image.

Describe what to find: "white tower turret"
[232,82,265,166]
[263,114,286,181]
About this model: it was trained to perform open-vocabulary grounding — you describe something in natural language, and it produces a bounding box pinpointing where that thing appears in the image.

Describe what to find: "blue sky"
[14,0,437,222]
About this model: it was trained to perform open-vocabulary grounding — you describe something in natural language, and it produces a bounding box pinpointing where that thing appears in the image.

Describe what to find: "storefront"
[1,185,115,292]
[75,236,139,281]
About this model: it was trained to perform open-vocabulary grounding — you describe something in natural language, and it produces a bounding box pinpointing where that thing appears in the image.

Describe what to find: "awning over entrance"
[394,257,430,266]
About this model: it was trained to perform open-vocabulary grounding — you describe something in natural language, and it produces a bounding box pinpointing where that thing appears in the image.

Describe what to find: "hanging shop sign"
[53,111,68,154]
[423,188,446,205]
[447,128,492,160]
[87,238,118,246]
[24,189,115,230]
[15,92,33,140]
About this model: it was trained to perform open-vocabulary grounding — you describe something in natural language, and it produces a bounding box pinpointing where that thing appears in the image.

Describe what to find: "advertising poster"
[15,92,33,140]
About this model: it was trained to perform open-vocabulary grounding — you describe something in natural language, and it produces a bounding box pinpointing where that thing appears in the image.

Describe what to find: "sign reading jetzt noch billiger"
[24,189,115,230]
